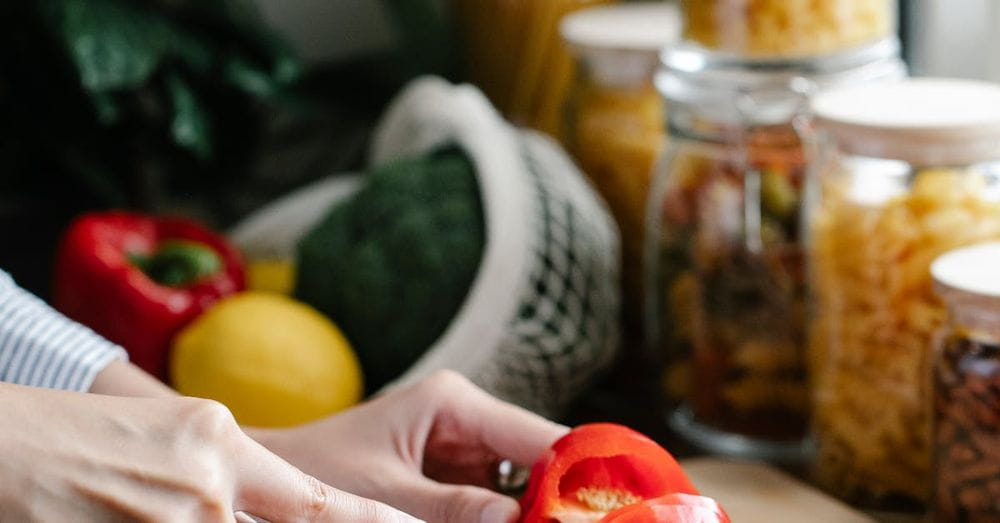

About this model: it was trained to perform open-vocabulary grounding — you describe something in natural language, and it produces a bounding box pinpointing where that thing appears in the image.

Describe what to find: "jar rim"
[656,38,906,124]
[661,37,901,77]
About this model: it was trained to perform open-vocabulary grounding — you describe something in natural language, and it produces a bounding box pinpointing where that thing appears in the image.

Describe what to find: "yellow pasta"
[810,168,1000,505]
[681,0,895,57]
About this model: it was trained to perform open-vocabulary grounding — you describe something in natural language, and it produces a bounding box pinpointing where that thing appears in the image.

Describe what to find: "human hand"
[0,383,420,522]
[252,371,569,523]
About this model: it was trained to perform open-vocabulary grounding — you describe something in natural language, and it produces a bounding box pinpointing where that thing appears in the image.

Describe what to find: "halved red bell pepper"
[54,212,245,380]
[519,423,700,523]
[599,494,730,523]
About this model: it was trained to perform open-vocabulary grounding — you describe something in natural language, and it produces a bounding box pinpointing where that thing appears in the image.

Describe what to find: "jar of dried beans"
[808,79,1000,511]
[647,39,903,459]
[932,243,1000,522]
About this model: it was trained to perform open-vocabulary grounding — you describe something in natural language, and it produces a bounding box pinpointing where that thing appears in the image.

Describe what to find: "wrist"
[89,360,177,398]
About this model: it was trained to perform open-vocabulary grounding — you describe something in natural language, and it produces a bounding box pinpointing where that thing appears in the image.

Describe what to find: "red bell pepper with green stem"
[54,212,245,380]
[519,423,703,523]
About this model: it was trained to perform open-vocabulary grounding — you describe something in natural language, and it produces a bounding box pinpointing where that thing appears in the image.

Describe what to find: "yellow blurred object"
[560,2,679,349]
[681,0,895,58]
[171,292,363,427]
[450,0,616,138]
[572,82,665,310]
[247,259,295,295]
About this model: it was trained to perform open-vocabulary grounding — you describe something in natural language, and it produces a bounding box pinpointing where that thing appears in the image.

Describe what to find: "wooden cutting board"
[681,458,875,522]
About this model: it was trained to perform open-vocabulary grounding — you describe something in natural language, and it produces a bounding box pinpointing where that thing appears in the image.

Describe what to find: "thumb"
[401,479,520,523]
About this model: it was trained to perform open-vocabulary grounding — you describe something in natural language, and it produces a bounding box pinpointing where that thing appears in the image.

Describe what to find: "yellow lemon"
[247,259,296,295]
[171,292,363,427]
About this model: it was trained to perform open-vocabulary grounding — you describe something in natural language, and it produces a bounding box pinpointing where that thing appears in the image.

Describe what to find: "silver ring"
[495,459,531,494]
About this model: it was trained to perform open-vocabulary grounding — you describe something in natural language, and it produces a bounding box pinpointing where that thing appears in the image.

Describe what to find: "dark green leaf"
[270,42,303,85]
[90,92,121,125]
[224,57,279,98]
[170,30,214,76]
[41,0,171,91]
[166,72,212,160]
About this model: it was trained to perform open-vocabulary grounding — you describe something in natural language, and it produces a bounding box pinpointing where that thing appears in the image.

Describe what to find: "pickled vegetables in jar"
[649,39,904,459]
[656,124,809,442]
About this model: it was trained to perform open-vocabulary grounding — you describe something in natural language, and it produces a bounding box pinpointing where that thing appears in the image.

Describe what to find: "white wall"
[908,0,1000,82]
[991,1,1000,81]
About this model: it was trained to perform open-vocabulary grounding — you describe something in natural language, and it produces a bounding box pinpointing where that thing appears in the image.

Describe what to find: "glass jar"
[562,3,681,352]
[808,79,1000,510]
[931,243,1000,522]
[680,0,897,58]
[648,39,904,459]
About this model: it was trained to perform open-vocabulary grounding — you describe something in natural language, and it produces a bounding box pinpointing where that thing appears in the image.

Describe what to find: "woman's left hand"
[250,371,568,523]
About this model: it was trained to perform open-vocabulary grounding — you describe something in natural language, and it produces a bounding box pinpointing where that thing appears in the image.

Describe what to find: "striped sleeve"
[0,270,127,392]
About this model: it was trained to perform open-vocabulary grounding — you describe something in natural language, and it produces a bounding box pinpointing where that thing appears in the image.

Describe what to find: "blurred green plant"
[0,0,300,211]
[0,0,461,293]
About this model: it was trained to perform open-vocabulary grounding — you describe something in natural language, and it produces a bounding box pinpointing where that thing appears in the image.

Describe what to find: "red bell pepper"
[520,423,701,523]
[599,494,730,523]
[54,212,245,380]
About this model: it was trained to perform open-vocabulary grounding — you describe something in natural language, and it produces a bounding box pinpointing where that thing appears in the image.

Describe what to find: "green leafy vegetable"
[295,147,485,393]
[166,72,212,160]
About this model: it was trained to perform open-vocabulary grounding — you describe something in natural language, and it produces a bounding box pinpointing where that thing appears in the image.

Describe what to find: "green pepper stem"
[130,240,223,288]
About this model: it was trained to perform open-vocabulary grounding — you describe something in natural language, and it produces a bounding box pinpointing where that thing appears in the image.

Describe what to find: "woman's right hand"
[0,382,421,522]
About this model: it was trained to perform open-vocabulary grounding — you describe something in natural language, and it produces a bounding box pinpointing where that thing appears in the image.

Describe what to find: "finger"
[234,437,423,522]
[423,446,501,488]
[397,478,521,523]
[431,374,569,466]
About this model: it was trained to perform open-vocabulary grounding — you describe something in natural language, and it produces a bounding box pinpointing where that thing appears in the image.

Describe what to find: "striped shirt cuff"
[0,271,127,392]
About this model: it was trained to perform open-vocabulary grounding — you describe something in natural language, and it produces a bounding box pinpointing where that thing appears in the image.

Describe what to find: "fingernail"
[480,500,518,523]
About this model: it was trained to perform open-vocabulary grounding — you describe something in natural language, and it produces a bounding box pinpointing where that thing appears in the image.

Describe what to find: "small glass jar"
[808,79,1000,510]
[932,243,1000,522]
[647,39,904,459]
[680,0,897,58]
[562,3,681,350]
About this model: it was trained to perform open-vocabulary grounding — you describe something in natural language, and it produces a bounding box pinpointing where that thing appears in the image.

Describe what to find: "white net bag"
[374,78,620,417]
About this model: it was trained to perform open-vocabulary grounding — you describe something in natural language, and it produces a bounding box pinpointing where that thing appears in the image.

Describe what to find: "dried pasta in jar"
[572,82,665,331]
[810,169,1000,506]
[808,79,1000,510]
[681,0,896,57]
